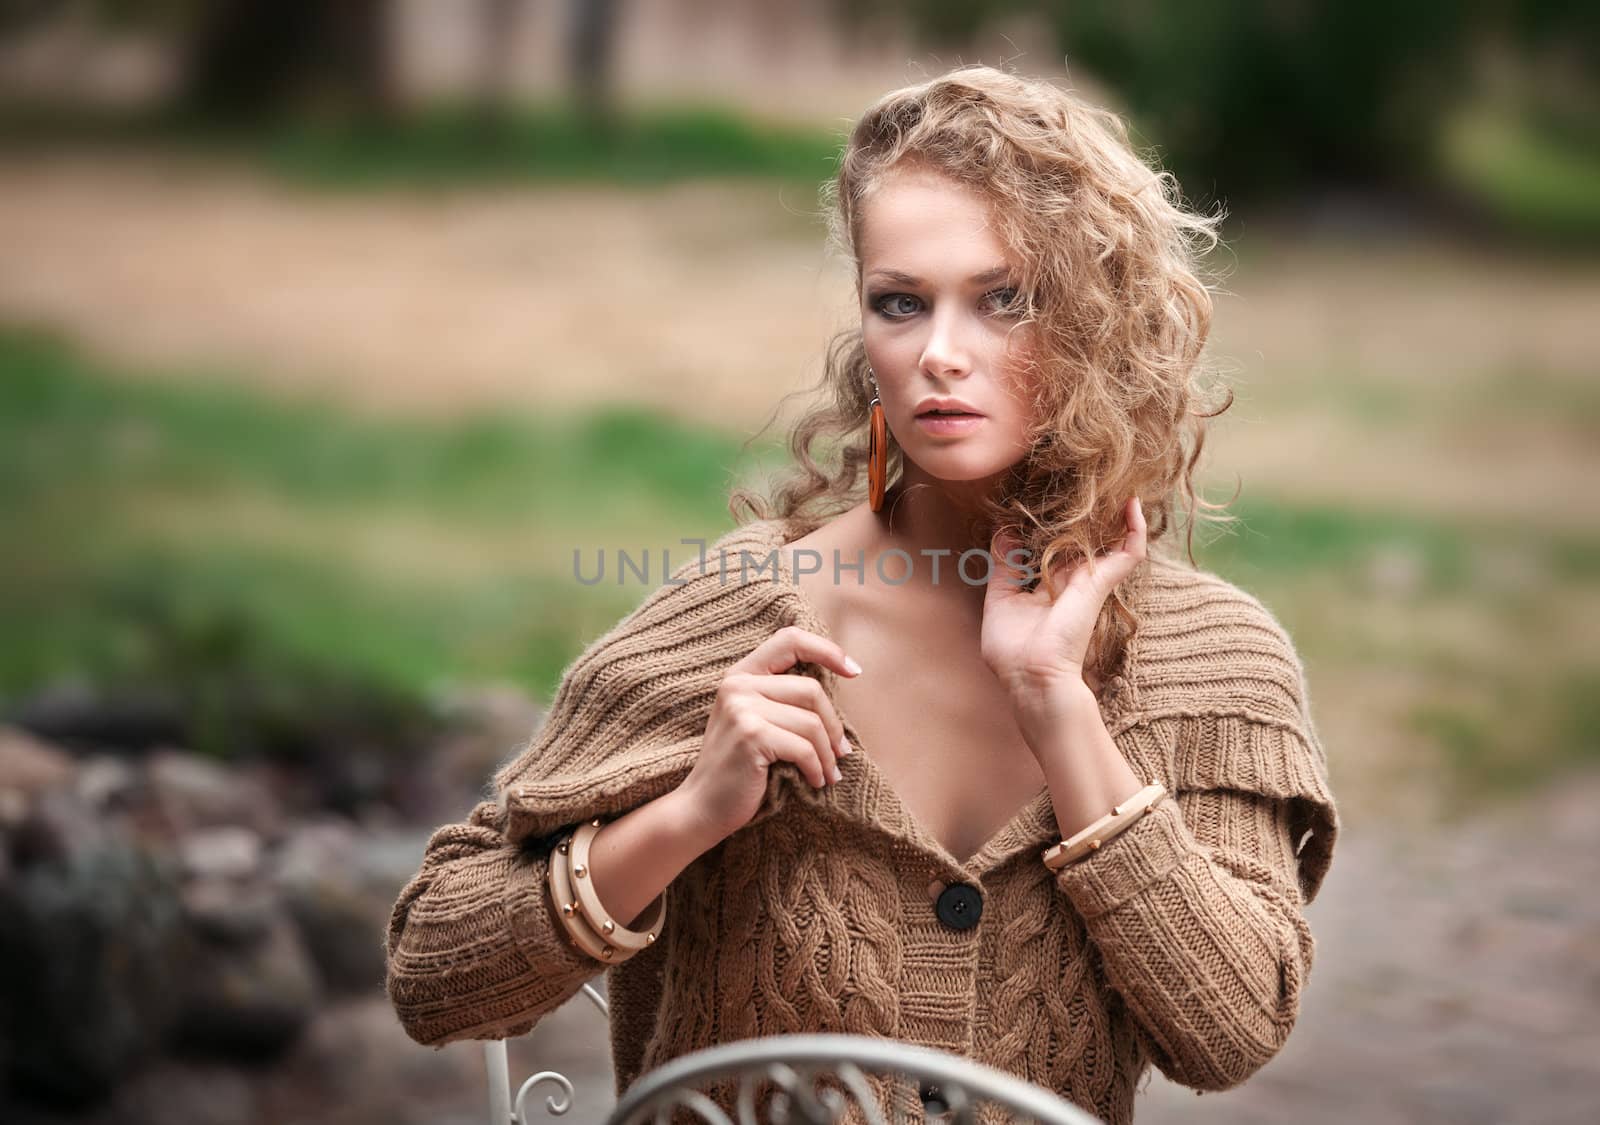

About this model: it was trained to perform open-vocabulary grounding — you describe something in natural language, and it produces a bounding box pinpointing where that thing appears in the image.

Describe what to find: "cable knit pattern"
[385,517,1339,1125]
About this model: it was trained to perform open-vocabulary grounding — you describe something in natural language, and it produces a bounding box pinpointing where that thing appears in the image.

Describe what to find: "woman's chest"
[799,576,1047,866]
[832,663,1045,866]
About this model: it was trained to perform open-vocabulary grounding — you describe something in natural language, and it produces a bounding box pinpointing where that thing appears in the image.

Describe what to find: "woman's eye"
[874,294,921,318]
[985,287,1023,314]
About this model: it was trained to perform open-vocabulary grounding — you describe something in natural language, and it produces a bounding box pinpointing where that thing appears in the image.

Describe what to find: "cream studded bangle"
[545,819,666,964]
[568,819,665,953]
[1041,782,1169,872]
[547,828,615,962]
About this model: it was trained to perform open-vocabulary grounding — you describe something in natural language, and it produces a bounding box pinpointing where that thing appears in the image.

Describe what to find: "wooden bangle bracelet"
[568,819,665,953]
[1041,782,1169,872]
[546,829,620,963]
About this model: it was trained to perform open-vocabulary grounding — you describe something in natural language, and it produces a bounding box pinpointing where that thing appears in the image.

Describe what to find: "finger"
[748,673,849,758]
[1124,496,1148,559]
[1100,496,1152,566]
[733,625,862,680]
[755,698,841,785]
[758,717,832,789]
[1096,497,1148,580]
[1064,497,1148,594]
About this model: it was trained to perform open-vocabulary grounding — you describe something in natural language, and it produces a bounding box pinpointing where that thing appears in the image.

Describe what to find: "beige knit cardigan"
[385,517,1339,1125]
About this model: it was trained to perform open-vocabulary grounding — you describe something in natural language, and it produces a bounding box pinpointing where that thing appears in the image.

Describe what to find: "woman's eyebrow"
[867,265,1014,286]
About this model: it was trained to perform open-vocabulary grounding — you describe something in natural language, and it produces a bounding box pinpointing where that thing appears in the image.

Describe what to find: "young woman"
[386,65,1339,1125]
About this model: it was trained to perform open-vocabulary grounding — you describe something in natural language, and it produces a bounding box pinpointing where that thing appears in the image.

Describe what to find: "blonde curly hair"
[729,63,1237,688]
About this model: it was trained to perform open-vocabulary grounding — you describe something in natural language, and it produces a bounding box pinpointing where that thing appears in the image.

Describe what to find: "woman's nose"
[919,309,974,378]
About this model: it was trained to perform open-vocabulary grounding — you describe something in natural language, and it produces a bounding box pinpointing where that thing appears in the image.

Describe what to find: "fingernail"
[838,736,853,756]
[844,656,863,675]
[830,765,844,784]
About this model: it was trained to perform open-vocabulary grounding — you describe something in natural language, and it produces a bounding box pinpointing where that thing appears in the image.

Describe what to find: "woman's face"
[858,166,1037,494]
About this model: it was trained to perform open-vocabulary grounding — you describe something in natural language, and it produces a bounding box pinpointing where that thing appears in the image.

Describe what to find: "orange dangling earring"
[866,368,888,511]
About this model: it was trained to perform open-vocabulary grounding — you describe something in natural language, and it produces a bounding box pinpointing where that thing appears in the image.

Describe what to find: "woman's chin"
[901,452,1019,488]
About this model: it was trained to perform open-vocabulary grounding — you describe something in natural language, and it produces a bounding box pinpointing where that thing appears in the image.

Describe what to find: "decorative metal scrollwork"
[486,991,1103,1124]
[485,982,610,1123]
[606,1033,1105,1125]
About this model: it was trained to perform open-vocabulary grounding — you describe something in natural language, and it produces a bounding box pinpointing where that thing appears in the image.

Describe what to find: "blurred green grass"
[1194,503,1599,810]
[1189,499,1600,597]
[0,326,779,720]
[1409,668,1600,816]
[1,324,1594,797]
[1,344,751,523]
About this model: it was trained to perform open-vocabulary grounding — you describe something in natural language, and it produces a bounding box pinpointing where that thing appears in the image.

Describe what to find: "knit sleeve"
[1051,783,1317,1092]
[1048,585,1340,1093]
[384,799,603,1048]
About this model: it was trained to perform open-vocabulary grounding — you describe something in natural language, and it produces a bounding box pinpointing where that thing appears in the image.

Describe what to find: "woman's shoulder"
[1133,552,1339,904]
[488,519,807,843]
[1131,550,1312,727]
[1139,549,1295,631]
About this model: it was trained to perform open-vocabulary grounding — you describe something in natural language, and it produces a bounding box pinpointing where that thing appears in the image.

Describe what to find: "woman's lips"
[913,413,985,435]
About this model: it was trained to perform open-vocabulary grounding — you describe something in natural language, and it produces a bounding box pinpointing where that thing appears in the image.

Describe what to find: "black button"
[934,882,982,931]
[920,1080,949,1112]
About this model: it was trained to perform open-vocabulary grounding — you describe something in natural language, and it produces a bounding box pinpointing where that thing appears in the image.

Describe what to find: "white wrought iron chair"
[483,983,1105,1124]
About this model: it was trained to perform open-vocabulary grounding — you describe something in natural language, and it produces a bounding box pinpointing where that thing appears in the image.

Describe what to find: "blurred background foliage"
[4,0,1596,238]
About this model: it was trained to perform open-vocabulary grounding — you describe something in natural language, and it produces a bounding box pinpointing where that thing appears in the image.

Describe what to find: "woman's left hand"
[980,497,1148,725]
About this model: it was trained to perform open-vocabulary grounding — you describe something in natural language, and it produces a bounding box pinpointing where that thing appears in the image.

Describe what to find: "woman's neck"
[875,468,1005,572]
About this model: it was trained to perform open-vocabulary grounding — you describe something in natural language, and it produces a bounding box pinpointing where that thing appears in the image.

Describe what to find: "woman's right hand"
[674,625,862,846]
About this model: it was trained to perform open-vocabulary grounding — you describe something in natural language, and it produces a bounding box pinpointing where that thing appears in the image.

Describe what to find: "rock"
[0,725,75,796]
[0,842,186,1107]
[75,754,139,812]
[0,787,27,834]
[145,749,285,841]
[8,785,113,867]
[306,743,400,819]
[180,877,279,948]
[271,820,404,996]
[169,908,320,1062]
[179,826,264,881]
